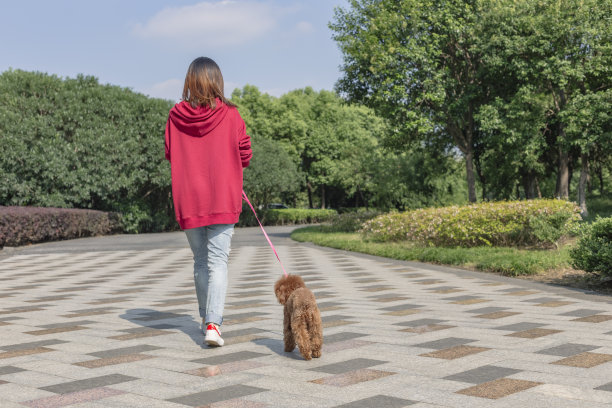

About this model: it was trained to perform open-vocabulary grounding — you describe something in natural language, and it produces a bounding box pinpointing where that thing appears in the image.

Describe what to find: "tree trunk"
[306,181,313,209]
[522,172,538,199]
[578,153,589,218]
[555,147,570,199]
[536,177,542,198]
[320,185,326,209]
[597,165,604,194]
[465,148,477,203]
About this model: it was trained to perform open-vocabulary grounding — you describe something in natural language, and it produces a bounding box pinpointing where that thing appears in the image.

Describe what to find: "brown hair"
[182,57,236,109]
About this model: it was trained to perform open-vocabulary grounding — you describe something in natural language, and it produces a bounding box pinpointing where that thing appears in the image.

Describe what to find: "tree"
[475,0,612,202]
[242,135,302,208]
[330,0,486,202]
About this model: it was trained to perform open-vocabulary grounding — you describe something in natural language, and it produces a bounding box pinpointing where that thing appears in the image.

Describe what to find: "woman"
[165,57,252,346]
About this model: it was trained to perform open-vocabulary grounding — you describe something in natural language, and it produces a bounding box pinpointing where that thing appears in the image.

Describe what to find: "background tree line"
[330,0,611,216]
[1,0,609,231]
[0,70,463,232]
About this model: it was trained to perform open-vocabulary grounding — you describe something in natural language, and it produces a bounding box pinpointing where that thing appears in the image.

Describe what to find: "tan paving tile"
[572,314,612,323]
[457,378,541,399]
[506,328,562,338]
[452,298,489,305]
[310,369,395,387]
[503,290,539,296]
[420,345,490,360]
[475,311,521,319]
[0,347,54,359]
[551,352,612,368]
[74,353,153,368]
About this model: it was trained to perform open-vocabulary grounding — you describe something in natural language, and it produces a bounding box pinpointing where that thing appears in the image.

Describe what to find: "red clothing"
[165,100,252,229]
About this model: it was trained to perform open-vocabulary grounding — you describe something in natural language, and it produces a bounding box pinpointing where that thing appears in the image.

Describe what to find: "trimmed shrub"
[328,210,383,232]
[570,217,612,279]
[0,206,122,247]
[238,208,337,227]
[361,199,581,248]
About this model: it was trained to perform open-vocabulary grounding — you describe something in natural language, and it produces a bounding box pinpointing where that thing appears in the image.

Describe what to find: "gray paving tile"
[333,395,416,407]
[521,297,562,303]
[380,304,422,312]
[492,322,545,331]
[322,315,354,323]
[536,343,600,357]
[0,339,67,351]
[310,358,387,374]
[559,309,606,317]
[167,384,267,406]
[395,319,446,327]
[444,365,522,384]
[324,332,367,343]
[222,327,267,339]
[87,344,161,358]
[37,320,97,329]
[466,307,508,314]
[0,366,25,375]
[595,382,612,392]
[191,351,270,365]
[40,374,137,394]
[412,337,476,350]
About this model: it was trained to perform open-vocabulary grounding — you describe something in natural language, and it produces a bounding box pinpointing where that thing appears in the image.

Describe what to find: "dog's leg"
[293,315,312,360]
[310,309,323,358]
[283,306,295,352]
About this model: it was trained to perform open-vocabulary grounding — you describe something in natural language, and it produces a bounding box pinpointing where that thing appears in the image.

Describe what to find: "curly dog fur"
[274,274,323,360]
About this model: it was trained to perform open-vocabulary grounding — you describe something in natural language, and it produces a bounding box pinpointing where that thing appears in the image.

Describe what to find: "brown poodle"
[274,274,323,360]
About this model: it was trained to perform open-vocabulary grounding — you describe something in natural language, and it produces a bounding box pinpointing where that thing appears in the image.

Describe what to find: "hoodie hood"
[169,99,229,137]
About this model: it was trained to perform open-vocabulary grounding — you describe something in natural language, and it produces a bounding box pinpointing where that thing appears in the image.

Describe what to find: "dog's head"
[274,274,306,305]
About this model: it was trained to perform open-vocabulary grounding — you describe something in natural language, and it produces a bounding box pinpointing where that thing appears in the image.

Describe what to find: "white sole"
[205,332,224,347]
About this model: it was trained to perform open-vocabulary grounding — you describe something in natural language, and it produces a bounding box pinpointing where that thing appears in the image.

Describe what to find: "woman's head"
[182,57,235,109]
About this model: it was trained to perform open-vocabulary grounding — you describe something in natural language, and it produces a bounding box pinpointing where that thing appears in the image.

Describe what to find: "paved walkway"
[1,226,612,408]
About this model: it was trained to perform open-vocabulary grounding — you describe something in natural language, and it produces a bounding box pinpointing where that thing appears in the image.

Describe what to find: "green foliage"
[361,199,582,248]
[292,226,571,276]
[238,208,336,227]
[242,135,302,208]
[327,209,383,232]
[570,217,612,278]
[0,69,175,232]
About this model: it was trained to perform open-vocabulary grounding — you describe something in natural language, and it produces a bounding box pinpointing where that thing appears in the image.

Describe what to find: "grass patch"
[291,225,571,276]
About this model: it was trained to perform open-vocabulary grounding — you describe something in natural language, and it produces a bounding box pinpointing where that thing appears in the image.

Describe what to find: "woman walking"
[165,57,252,346]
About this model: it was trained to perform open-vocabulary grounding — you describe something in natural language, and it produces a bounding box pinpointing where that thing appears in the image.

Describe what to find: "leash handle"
[242,190,288,277]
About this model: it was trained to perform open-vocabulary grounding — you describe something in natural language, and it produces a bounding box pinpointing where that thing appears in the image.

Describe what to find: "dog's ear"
[274,278,287,305]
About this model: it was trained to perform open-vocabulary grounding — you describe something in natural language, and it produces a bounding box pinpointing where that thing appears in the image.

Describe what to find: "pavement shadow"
[119,308,205,348]
[251,337,304,360]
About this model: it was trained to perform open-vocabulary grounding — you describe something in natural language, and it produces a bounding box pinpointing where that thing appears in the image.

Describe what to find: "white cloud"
[142,78,183,101]
[133,1,277,48]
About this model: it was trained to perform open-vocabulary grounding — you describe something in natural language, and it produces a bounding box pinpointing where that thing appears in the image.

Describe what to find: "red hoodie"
[165,100,252,229]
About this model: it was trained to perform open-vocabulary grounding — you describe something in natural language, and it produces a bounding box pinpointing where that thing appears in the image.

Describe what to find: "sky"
[0,0,349,101]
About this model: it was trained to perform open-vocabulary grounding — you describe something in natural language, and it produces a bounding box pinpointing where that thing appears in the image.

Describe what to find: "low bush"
[570,217,612,279]
[0,206,122,247]
[328,210,384,232]
[361,199,581,248]
[238,208,337,227]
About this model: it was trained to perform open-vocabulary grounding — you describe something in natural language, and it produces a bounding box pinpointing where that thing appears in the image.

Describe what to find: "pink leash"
[242,190,288,277]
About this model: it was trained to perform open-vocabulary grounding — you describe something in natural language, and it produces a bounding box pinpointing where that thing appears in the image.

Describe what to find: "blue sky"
[0,0,348,100]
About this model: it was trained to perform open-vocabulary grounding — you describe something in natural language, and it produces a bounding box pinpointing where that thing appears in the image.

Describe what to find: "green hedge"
[0,70,175,233]
[0,206,122,248]
[361,199,581,248]
[238,208,337,227]
[570,217,612,279]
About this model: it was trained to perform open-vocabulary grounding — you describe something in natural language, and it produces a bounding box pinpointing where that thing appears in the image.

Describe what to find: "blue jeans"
[184,224,234,326]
